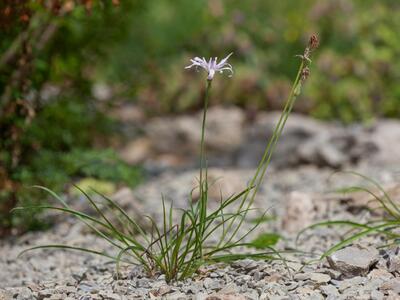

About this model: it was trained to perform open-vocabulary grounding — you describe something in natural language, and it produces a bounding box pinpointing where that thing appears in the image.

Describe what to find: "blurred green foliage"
[99,0,400,121]
[0,1,142,233]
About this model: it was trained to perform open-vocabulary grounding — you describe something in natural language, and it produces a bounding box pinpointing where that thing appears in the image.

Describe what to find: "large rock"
[119,137,153,164]
[190,168,247,203]
[146,106,244,155]
[327,245,379,277]
[236,112,379,168]
[136,106,245,171]
[368,120,400,165]
[107,187,148,230]
[118,108,400,170]
[204,106,245,151]
[281,191,327,233]
[237,112,326,167]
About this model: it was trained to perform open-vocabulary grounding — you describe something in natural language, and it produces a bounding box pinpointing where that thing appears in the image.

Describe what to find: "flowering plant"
[16,35,319,282]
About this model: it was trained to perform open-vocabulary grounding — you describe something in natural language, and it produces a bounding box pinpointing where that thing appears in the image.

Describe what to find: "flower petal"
[216,52,233,68]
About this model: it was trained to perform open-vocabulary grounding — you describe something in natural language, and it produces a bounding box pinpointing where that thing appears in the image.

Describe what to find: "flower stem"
[199,80,212,187]
[220,61,305,246]
[197,79,212,260]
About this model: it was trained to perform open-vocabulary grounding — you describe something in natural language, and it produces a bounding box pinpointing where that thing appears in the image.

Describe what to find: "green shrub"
[0,1,141,234]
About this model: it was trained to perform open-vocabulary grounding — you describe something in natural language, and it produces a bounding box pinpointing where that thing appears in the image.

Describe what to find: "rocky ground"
[1,107,400,299]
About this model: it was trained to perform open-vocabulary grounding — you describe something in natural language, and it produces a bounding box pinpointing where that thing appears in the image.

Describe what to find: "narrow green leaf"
[249,233,281,249]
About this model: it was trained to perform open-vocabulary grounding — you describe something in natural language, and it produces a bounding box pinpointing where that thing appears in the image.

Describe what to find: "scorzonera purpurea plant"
[15,35,319,282]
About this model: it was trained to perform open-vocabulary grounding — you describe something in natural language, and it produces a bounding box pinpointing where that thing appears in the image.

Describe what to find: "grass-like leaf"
[303,172,400,261]
[250,233,281,249]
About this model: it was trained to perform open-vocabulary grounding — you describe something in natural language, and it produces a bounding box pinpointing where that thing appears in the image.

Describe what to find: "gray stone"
[55,285,75,294]
[285,282,299,291]
[379,278,400,294]
[368,120,400,165]
[78,282,100,293]
[145,107,244,165]
[38,289,54,299]
[371,290,384,300]
[340,288,360,299]
[293,273,309,281]
[183,284,201,295]
[385,247,400,273]
[232,259,258,272]
[149,285,171,297]
[14,288,33,300]
[252,270,261,281]
[72,270,87,283]
[203,278,221,290]
[194,293,208,300]
[364,278,384,291]
[264,296,290,300]
[319,284,339,299]
[367,268,393,281]
[331,276,367,292]
[128,265,146,279]
[281,191,326,233]
[98,290,122,300]
[327,245,379,277]
[205,293,247,300]
[309,273,331,283]
[219,283,239,294]
[209,272,220,278]
[298,134,348,168]
[49,294,65,300]
[323,268,341,280]
[234,274,252,286]
[0,289,12,300]
[135,278,150,288]
[165,291,188,300]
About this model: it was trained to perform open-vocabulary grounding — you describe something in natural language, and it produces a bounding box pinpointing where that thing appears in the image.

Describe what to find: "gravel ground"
[1,111,400,299]
[1,162,400,299]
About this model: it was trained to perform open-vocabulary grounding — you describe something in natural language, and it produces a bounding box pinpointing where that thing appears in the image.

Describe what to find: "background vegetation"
[1,0,399,234]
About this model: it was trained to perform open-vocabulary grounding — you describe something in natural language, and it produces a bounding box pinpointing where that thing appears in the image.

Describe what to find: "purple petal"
[217,52,233,67]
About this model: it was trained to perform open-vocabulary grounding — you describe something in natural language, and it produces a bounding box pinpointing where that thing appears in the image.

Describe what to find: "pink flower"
[185,53,233,80]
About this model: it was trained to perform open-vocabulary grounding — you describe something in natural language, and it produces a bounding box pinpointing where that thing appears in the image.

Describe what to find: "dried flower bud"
[301,67,310,81]
[308,34,319,51]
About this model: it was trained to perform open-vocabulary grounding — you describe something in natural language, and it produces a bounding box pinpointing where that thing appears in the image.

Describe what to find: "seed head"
[308,34,319,51]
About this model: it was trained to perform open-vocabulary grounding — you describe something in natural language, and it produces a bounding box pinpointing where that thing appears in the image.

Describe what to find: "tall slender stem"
[199,80,212,186]
[197,79,212,260]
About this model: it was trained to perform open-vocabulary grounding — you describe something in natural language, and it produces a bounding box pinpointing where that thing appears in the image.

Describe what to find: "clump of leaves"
[297,171,400,260]
[16,36,318,282]
[15,185,281,282]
